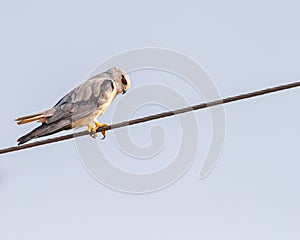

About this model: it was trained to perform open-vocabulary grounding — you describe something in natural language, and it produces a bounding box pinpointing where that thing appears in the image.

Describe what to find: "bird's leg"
[94,121,108,140]
[87,124,98,138]
[87,124,94,133]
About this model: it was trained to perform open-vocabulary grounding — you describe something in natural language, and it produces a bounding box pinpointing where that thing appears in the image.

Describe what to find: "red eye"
[121,75,127,85]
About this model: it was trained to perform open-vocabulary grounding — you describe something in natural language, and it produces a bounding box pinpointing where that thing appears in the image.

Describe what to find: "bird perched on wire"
[15,67,131,145]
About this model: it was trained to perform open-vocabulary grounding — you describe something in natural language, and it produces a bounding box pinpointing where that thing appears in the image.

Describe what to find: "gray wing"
[45,78,115,124]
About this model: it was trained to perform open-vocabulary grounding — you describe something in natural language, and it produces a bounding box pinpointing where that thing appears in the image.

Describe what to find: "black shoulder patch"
[98,79,114,101]
[110,80,114,90]
[101,80,114,93]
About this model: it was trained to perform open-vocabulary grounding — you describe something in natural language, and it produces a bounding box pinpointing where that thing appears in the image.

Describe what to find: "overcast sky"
[0,1,300,239]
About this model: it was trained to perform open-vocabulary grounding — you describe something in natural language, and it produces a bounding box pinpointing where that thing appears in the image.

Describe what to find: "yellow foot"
[87,124,98,139]
[94,121,108,140]
[87,122,108,139]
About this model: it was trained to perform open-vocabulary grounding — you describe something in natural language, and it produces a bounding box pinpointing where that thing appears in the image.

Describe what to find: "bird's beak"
[122,89,127,94]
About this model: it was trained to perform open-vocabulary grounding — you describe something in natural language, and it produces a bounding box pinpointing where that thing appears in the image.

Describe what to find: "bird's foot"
[90,130,99,139]
[93,121,108,140]
[87,124,98,138]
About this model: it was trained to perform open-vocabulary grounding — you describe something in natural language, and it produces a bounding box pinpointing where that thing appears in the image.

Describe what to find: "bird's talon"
[89,130,98,138]
[94,122,108,140]
[100,131,106,140]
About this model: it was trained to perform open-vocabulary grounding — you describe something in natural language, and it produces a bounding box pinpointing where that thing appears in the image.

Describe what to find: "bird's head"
[109,67,131,95]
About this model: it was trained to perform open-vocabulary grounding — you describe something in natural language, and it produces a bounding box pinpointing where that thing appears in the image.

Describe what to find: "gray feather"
[17,119,72,145]
[46,79,114,124]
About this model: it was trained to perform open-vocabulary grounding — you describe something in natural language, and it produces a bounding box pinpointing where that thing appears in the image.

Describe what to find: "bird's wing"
[46,78,115,124]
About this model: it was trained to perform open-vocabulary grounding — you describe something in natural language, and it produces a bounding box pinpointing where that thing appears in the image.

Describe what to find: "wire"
[0,81,299,155]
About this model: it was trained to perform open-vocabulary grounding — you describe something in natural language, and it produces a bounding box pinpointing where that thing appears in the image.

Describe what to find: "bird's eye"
[121,75,127,85]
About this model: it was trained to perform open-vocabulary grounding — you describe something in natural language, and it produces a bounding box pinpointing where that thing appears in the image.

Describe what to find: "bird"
[15,67,131,145]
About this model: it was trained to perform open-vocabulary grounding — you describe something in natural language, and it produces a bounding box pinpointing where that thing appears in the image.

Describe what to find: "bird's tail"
[17,119,71,145]
[15,112,46,125]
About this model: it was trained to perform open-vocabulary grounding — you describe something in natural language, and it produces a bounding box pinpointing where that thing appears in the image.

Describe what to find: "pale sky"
[0,1,299,239]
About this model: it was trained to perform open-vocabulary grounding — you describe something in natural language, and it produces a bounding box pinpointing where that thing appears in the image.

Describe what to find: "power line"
[0,81,299,155]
